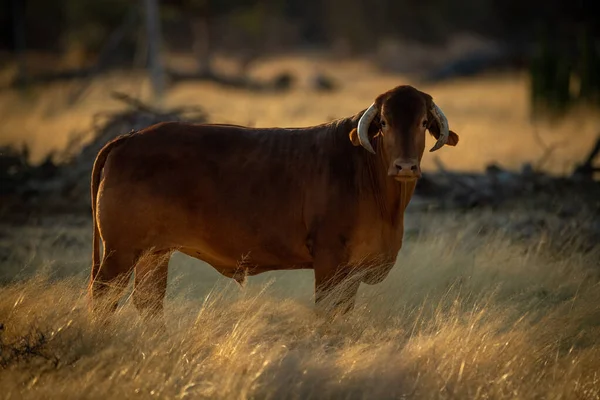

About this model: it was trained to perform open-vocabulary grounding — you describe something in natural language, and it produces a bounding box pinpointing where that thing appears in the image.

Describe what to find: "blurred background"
[3,3,600,396]
[0,0,599,215]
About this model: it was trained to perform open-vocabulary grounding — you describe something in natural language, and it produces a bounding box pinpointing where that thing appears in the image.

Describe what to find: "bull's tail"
[89,133,133,289]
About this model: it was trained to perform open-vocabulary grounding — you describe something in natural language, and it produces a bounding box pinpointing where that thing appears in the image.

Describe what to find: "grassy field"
[1,56,600,399]
[1,212,599,399]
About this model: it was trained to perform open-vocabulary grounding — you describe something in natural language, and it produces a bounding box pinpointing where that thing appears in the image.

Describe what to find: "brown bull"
[89,85,459,319]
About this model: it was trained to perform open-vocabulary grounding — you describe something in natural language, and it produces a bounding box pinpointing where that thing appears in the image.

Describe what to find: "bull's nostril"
[393,161,419,176]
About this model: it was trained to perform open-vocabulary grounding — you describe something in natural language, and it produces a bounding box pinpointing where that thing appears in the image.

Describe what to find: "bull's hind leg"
[89,248,136,316]
[133,249,172,321]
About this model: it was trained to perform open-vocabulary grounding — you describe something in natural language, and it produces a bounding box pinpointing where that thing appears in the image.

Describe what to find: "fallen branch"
[5,68,95,89]
[166,69,294,92]
[1,93,208,215]
[573,134,600,179]
[532,126,567,172]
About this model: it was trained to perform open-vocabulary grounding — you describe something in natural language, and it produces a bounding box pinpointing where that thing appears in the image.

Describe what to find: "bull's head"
[349,86,459,182]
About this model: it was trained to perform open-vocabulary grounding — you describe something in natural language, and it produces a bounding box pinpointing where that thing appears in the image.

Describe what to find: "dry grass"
[2,54,600,398]
[1,54,599,174]
[1,214,599,399]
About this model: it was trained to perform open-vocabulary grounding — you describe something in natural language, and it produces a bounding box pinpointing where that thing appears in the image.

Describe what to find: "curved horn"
[429,103,449,152]
[357,103,378,154]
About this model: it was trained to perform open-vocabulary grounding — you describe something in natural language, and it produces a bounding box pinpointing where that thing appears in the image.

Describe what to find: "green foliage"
[61,0,132,54]
[176,0,261,15]
[6,0,599,116]
[577,29,600,104]
[228,4,267,39]
[530,26,600,116]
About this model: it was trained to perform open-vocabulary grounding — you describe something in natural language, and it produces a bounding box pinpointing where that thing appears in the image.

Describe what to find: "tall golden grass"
[1,55,599,399]
[1,214,599,399]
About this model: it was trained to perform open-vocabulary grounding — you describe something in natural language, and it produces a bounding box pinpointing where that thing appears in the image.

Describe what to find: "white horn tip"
[429,142,445,152]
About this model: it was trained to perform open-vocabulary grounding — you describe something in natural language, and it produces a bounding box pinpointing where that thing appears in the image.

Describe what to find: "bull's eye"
[380,120,387,128]
[422,120,428,128]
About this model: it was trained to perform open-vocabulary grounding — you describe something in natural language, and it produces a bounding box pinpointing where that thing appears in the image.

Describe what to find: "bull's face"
[350,85,459,182]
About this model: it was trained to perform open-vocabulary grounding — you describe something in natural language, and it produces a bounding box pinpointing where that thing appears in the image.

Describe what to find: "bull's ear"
[349,128,361,146]
[349,124,382,146]
[427,114,459,147]
[423,92,459,147]
[446,130,459,146]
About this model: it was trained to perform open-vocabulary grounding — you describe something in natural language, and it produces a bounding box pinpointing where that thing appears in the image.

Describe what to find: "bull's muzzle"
[388,158,421,181]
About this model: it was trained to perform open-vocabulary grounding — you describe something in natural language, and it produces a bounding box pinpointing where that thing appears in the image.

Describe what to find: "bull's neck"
[331,112,415,228]
[369,140,414,227]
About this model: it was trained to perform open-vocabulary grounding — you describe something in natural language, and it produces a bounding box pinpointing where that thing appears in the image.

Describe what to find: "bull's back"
[97,122,312,267]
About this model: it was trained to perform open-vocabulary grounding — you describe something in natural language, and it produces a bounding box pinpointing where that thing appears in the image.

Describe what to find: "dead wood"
[573,134,600,180]
[532,126,567,172]
[2,112,599,222]
[0,93,207,215]
[166,69,294,92]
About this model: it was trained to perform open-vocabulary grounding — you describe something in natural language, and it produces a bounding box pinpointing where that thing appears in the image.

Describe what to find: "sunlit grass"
[1,216,599,399]
[1,54,599,398]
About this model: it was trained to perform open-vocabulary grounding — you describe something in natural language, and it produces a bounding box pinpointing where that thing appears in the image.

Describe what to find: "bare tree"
[11,0,27,87]
[142,0,166,100]
[190,4,212,75]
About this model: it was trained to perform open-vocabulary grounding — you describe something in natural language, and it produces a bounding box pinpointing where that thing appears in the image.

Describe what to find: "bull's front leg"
[313,251,361,318]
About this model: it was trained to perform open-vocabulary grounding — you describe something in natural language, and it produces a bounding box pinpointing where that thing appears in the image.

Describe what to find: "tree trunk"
[11,0,27,87]
[142,0,165,100]
[191,16,212,75]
